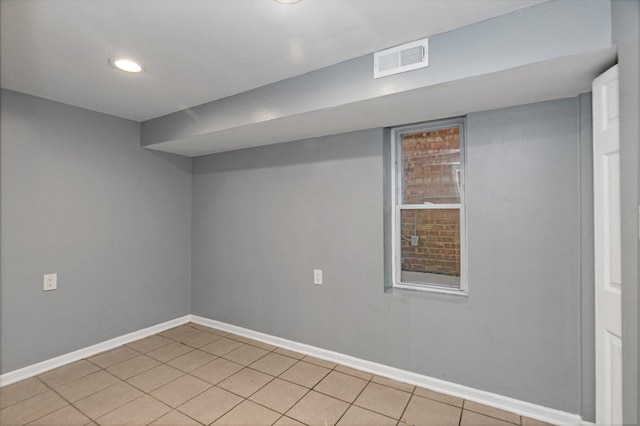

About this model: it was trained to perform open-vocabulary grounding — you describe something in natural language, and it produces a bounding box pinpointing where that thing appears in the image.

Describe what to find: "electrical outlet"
[411,235,419,246]
[43,273,57,291]
[313,269,323,285]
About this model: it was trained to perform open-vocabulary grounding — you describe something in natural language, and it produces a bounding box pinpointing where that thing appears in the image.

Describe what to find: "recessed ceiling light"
[274,0,302,4]
[109,57,144,73]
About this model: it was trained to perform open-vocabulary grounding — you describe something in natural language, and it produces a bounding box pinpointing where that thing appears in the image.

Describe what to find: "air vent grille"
[378,52,399,73]
[374,38,429,79]
[400,46,423,67]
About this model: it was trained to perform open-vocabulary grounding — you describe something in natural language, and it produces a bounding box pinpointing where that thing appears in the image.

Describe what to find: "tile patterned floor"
[0,323,554,425]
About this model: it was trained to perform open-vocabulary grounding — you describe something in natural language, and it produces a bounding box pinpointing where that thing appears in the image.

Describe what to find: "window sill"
[385,286,469,303]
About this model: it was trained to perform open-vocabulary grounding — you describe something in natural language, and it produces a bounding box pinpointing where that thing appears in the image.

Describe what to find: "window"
[391,118,467,294]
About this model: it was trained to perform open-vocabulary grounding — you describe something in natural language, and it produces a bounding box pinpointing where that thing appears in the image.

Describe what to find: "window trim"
[390,118,468,296]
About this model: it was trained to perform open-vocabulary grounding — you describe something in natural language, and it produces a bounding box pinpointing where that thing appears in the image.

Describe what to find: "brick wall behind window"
[401,128,461,277]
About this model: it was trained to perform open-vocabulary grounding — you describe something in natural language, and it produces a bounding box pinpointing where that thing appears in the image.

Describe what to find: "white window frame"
[391,118,468,295]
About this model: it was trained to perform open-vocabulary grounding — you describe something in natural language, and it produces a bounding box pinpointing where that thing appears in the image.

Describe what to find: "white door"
[593,64,622,425]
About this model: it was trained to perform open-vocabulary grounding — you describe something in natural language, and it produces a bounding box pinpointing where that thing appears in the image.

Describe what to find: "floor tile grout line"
[219,345,274,367]
[154,369,235,409]
[316,371,370,402]
[107,330,204,421]
[67,378,128,422]
[411,390,464,409]
[241,366,315,420]
[70,349,185,423]
[6,327,244,425]
[30,373,101,425]
[281,386,313,425]
[138,362,222,425]
[394,387,413,425]
[126,368,188,395]
[462,407,524,426]
[99,352,161,378]
[403,385,416,425]
[251,386,310,423]
[261,363,315,419]
[93,392,165,424]
[117,339,324,426]
[216,367,278,401]
[72,381,144,423]
[330,364,376,425]
[196,388,245,426]
[42,334,300,424]
[126,335,176,354]
[140,399,181,426]
[462,400,523,425]
[56,369,126,406]
[272,413,285,426]
[4,324,541,426]
[170,407,206,426]
[351,379,406,422]
[85,345,144,370]
[0,376,51,411]
[148,344,282,424]
[151,379,216,423]
[81,355,168,423]
[271,359,334,392]
[37,360,102,389]
[272,356,329,425]
[186,325,534,425]
[26,404,83,426]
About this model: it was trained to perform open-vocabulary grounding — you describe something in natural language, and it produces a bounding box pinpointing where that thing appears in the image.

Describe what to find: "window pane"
[401,127,461,204]
[399,208,460,288]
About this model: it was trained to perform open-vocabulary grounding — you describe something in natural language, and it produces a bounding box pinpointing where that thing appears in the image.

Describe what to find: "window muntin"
[392,119,467,294]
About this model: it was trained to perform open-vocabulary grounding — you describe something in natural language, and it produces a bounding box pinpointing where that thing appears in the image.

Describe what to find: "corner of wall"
[382,127,393,293]
[578,92,596,423]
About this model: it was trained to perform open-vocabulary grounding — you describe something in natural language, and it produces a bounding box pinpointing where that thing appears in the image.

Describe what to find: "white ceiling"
[1,0,544,122]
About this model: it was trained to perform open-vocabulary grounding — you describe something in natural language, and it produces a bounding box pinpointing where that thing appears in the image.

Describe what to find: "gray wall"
[142,0,611,152]
[612,1,640,424]
[0,90,192,373]
[191,97,593,415]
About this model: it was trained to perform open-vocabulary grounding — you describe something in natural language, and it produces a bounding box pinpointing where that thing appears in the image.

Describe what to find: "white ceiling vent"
[373,37,429,79]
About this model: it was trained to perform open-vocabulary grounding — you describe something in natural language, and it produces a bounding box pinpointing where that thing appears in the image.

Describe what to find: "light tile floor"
[0,323,554,425]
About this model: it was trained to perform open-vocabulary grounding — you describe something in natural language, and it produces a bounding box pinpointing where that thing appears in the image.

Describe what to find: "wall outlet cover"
[43,273,57,291]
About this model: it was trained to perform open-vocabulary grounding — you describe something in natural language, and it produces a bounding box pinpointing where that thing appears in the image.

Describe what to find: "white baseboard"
[0,315,191,387]
[191,315,587,426]
[0,314,591,425]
